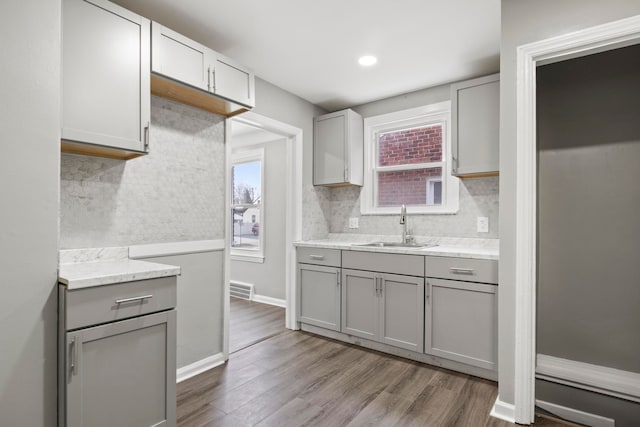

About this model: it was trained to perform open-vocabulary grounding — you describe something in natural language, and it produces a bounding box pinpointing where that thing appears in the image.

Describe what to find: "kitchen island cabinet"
[62,0,150,159]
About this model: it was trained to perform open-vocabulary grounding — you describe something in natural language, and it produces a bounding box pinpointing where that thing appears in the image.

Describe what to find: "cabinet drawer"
[425,256,498,284]
[297,247,341,267]
[63,276,177,330]
[343,251,424,277]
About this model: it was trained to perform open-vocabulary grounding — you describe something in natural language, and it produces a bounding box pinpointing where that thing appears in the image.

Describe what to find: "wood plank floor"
[178,300,572,427]
[229,297,286,354]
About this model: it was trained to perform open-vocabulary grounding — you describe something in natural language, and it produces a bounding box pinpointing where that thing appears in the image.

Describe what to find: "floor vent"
[230,281,254,300]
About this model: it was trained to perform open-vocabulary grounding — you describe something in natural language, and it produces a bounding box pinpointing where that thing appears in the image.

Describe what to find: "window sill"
[231,253,265,263]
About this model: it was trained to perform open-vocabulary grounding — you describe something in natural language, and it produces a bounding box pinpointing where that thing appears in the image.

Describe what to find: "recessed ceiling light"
[358,55,378,67]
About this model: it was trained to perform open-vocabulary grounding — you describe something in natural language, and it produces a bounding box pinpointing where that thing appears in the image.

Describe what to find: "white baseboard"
[536,400,615,427]
[176,353,225,383]
[252,294,286,308]
[490,396,516,424]
[536,354,640,403]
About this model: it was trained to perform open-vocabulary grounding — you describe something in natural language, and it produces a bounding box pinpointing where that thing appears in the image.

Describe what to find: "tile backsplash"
[329,176,499,238]
[60,96,225,249]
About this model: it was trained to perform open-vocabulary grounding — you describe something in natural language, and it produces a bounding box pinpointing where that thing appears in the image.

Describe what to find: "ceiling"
[113,0,501,111]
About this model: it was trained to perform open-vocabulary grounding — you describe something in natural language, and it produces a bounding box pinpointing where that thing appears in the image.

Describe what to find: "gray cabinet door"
[65,310,177,427]
[379,273,424,352]
[151,22,210,92]
[213,55,255,108]
[314,112,348,186]
[425,278,497,370]
[341,268,378,340]
[62,0,150,152]
[451,74,499,176]
[298,263,341,331]
[313,109,364,187]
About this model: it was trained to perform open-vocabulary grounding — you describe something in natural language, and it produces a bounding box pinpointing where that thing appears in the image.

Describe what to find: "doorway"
[223,113,303,357]
[512,15,640,424]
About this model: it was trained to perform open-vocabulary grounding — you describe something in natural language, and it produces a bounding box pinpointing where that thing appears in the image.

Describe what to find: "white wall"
[499,0,640,407]
[140,251,225,368]
[231,138,288,300]
[0,0,61,425]
[253,78,330,240]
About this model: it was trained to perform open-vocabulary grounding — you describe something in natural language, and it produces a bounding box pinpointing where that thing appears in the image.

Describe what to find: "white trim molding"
[490,395,516,424]
[224,112,303,362]
[537,354,640,403]
[514,14,640,425]
[176,353,225,383]
[129,239,225,259]
[536,400,615,427]
[252,294,286,308]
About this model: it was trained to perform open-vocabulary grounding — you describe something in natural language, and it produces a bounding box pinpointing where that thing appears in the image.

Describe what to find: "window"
[361,102,459,214]
[231,149,264,261]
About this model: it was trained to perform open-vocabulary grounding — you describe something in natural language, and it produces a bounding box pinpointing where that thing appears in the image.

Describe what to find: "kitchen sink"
[353,242,438,249]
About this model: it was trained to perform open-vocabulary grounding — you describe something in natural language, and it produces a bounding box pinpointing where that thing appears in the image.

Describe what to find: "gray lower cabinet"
[59,277,177,427]
[298,263,341,331]
[424,256,498,370]
[342,268,424,353]
[297,247,342,331]
[62,0,150,158]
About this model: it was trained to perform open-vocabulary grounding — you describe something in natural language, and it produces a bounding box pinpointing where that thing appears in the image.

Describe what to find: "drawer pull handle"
[450,268,475,275]
[70,336,78,375]
[115,294,153,304]
[309,255,325,260]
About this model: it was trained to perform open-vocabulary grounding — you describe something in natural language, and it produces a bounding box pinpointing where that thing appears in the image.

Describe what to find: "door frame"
[512,14,640,424]
[222,112,303,358]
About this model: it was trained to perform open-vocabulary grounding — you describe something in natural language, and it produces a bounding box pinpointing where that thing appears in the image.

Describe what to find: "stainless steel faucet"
[400,204,407,244]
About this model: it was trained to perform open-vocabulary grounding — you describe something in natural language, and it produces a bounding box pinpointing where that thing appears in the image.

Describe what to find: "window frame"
[230,148,265,263]
[361,102,459,215]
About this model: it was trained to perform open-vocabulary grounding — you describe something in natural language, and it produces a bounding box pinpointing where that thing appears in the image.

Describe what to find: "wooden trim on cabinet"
[151,74,249,117]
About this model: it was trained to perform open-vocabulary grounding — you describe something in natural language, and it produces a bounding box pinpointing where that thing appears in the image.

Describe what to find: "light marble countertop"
[59,247,181,290]
[295,234,499,260]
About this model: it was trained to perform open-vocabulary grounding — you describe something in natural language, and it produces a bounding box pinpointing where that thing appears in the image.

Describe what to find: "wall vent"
[230,281,254,300]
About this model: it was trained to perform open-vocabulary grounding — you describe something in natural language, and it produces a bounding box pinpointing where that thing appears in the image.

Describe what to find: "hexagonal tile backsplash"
[60,96,225,249]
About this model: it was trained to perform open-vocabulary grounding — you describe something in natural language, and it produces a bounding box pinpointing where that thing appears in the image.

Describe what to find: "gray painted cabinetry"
[313,109,364,187]
[151,22,255,109]
[297,246,499,377]
[58,277,177,427]
[451,73,500,177]
[297,248,341,331]
[61,0,150,158]
[425,256,498,370]
[341,251,425,352]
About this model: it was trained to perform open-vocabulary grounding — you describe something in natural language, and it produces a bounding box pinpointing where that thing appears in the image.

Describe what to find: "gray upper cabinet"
[313,109,364,187]
[451,73,499,177]
[151,22,255,115]
[213,55,255,108]
[151,23,210,92]
[62,0,150,159]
